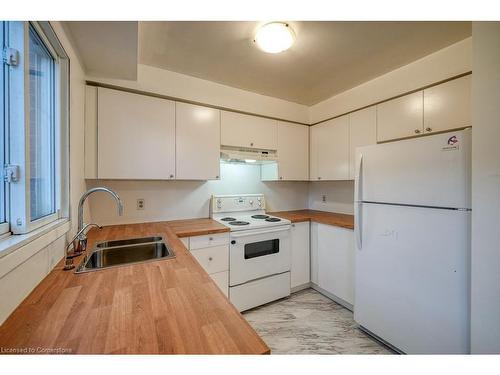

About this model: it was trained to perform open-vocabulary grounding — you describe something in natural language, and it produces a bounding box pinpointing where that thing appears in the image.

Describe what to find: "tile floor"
[243,288,393,354]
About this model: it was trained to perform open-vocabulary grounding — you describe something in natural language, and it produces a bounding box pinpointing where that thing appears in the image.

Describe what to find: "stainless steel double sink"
[75,236,175,273]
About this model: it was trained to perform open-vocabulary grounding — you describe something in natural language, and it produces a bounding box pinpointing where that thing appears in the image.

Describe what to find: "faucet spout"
[78,187,123,235]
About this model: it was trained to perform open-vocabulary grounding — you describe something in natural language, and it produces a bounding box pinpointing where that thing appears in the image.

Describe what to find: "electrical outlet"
[322,195,327,203]
[137,199,145,210]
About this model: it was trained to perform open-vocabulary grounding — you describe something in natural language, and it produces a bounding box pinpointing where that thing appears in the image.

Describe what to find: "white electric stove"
[211,194,291,311]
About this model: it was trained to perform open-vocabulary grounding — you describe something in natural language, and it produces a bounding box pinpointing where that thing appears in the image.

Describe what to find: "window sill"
[0,219,70,262]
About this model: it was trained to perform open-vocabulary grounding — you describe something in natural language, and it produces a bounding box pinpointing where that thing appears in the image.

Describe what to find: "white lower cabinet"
[187,233,230,297]
[310,222,355,308]
[210,271,229,297]
[290,222,310,289]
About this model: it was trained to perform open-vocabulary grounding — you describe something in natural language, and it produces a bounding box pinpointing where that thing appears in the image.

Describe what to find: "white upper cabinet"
[97,87,176,179]
[221,111,278,150]
[310,115,349,181]
[176,102,220,180]
[84,86,98,179]
[276,121,309,180]
[423,74,471,134]
[377,91,424,142]
[349,106,376,179]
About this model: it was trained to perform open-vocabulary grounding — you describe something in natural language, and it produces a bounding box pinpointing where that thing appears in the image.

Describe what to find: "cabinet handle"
[250,142,254,147]
[208,257,213,261]
[279,176,283,180]
[169,174,174,178]
[414,129,421,134]
[425,127,432,132]
[209,237,213,241]
[318,176,322,180]
[215,175,219,179]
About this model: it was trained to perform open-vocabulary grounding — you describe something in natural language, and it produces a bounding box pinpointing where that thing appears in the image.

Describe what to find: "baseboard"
[310,283,354,311]
[291,282,311,293]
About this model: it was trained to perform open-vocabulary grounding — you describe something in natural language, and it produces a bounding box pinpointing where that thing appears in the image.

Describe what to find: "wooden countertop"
[270,209,354,230]
[0,219,269,354]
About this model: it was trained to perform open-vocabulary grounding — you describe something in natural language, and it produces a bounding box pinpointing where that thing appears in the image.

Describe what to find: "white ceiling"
[63,21,139,80]
[139,21,471,105]
[64,21,471,106]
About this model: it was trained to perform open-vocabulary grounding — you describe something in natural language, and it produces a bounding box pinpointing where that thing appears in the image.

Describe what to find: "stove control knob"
[231,240,236,245]
[249,200,254,205]
[258,202,262,206]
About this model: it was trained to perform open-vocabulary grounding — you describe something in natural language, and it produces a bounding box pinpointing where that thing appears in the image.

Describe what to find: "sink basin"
[75,237,175,273]
[95,236,163,248]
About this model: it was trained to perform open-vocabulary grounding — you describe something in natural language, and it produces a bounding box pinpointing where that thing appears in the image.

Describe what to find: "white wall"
[470,22,500,354]
[308,181,355,214]
[0,22,87,324]
[88,64,309,124]
[309,38,472,124]
[87,163,309,225]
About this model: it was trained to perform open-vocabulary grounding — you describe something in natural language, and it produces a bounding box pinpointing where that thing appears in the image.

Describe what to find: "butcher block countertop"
[0,219,271,355]
[270,209,354,230]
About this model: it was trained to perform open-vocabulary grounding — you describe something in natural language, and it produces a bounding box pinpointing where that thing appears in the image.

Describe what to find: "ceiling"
[64,21,471,106]
[139,21,470,105]
[63,21,139,80]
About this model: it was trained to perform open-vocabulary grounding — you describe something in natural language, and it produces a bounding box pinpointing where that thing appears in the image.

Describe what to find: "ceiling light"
[245,159,257,163]
[254,22,295,54]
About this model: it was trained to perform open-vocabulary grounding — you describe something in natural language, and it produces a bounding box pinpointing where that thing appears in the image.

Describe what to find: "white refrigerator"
[353,129,471,354]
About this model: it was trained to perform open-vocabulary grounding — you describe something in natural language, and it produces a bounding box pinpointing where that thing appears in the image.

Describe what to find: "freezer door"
[356,129,471,209]
[354,203,470,354]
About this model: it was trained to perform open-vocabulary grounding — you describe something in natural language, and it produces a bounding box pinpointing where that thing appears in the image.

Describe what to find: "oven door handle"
[230,225,291,238]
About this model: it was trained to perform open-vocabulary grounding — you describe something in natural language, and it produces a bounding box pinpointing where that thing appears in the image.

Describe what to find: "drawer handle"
[414,129,421,134]
[425,127,432,132]
[209,237,213,241]
[208,257,213,261]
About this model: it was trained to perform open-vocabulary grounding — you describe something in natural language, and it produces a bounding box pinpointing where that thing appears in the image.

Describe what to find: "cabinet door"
[97,88,175,179]
[310,115,349,180]
[310,222,319,285]
[290,222,310,289]
[211,271,229,297]
[317,223,355,306]
[221,111,277,150]
[176,102,220,180]
[377,91,423,142]
[84,86,98,179]
[424,75,471,134]
[276,121,309,180]
[349,106,376,179]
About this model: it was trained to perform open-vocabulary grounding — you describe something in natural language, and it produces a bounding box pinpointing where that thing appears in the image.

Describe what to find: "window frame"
[4,21,69,236]
[0,23,9,236]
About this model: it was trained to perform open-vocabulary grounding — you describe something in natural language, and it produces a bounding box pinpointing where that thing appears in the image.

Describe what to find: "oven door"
[229,225,291,286]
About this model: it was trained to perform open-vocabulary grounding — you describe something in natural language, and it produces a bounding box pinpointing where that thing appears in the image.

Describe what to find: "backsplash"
[86,163,310,225]
[308,180,355,214]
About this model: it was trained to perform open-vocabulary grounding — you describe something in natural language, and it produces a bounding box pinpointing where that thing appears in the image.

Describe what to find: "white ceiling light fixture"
[254,22,295,54]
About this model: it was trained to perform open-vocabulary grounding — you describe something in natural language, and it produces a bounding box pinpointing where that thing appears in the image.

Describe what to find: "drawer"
[210,271,229,297]
[189,232,229,250]
[190,245,229,274]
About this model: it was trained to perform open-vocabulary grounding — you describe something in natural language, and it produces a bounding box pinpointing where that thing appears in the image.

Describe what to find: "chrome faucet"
[75,187,123,255]
[64,223,102,270]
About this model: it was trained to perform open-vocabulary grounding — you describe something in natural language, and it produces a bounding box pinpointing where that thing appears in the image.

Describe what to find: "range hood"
[220,146,278,164]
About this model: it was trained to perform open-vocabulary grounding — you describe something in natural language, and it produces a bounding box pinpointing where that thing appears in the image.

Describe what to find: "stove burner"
[229,221,250,226]
[265,217,281,222]
[221,217,237,221]
[251,214,269,219]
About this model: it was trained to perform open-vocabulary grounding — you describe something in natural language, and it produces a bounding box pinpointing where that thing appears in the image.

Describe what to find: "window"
[28,25,56,221]
[1,21,69,237]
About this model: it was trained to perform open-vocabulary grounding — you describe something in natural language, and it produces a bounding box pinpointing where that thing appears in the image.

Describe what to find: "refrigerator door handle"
[355,154,363,249]
[355,204,363,250]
